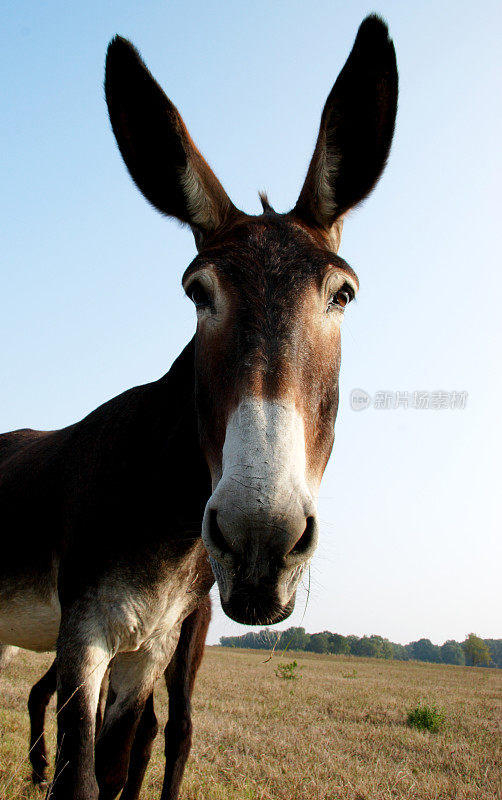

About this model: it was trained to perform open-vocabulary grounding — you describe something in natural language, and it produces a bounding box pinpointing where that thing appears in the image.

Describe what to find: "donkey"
[23,597,210,799]
[0,14,397,800]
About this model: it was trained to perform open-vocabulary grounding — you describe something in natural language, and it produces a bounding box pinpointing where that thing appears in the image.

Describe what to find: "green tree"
[367,635,393,659]
[306,633,330,654]
[484,639,502,668]
[440,640,465,665]
[380,638,394,659]
[392,643,409,661]
[279,627,310,652]
[327,633,350,655]
[220,629,280,650]
[351,636,379,657]
[349,635,394,659]
[408,638,441,663]
[462,633,492,666]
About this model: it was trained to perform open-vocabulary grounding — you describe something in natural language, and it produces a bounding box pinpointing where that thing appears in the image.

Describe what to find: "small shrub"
[407,702,446,733]
[274,660,301,680]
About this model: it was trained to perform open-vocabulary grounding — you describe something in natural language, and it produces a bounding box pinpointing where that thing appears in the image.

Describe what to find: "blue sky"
[2,1,501,646]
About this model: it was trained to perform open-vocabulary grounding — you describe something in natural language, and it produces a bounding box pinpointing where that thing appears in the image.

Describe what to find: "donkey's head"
[105,15,398,625]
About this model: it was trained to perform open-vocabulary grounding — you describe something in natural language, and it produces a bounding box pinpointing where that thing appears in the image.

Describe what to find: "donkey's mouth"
[209,556,304,626]
[221,595,295,625]
[221,588,297,626]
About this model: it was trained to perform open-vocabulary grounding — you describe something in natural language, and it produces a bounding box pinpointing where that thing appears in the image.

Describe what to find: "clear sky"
[1,1,501,646]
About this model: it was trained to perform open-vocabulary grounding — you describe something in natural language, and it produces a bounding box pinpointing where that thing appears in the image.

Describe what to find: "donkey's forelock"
[258,192,275,215]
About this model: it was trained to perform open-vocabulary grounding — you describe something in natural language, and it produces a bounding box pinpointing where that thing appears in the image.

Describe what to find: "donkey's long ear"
[105,37,238,247]
[293,15,398,250]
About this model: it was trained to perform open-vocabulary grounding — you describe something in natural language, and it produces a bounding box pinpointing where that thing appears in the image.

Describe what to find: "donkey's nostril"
[288,516,316,557]
[209,509,233,556]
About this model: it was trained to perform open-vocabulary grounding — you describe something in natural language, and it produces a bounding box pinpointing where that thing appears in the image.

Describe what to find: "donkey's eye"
[327,287,352,311]
[189,281,212,309]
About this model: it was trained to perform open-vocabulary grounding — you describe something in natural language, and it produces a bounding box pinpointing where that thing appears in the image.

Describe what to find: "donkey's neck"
[78,337,198,446]
[70,336,211,534]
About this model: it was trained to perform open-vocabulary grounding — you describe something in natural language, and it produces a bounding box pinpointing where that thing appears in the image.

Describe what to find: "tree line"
[219,629,501,668]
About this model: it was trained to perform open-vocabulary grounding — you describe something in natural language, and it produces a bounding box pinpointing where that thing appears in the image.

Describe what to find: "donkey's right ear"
[105,37,238,247]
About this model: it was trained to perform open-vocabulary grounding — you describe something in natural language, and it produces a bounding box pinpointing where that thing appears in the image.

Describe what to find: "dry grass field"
[0,647,501,800]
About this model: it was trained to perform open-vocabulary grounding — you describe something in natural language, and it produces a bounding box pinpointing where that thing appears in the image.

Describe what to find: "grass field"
[0,647,501,799]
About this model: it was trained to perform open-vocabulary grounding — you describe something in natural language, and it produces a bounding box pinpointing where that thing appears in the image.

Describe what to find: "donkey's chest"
[108,588,190,654]
[101,547,212,654]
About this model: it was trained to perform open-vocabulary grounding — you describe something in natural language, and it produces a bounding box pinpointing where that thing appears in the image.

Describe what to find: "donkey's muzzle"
[202,504,319,625]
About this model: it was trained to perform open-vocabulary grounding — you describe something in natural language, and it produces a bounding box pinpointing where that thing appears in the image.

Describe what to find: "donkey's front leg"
[95,646,171,800]
[48,621,111,800]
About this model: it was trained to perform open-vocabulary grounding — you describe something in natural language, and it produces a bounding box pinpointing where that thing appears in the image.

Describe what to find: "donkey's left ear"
[105,36,239,248]
[293,15,398,251]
